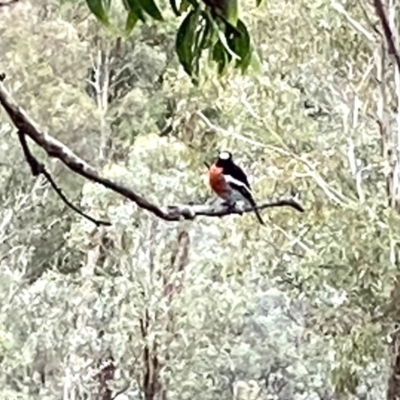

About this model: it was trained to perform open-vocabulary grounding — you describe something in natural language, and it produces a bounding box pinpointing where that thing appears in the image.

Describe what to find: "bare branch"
[167,197,304,219]
[373,0,400,74]
[0,0,19,7]
[0,78,304,223]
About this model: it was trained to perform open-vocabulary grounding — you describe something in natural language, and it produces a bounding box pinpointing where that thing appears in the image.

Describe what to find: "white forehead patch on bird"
[219,151,231,160]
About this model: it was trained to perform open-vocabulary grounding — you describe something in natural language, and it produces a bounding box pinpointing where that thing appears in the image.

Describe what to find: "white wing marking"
[224,174,252,194]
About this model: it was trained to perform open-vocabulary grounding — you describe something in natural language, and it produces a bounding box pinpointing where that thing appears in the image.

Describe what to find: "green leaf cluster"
[85,0,261,82]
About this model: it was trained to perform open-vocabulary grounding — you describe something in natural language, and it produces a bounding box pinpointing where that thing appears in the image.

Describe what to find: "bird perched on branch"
[208,150,265,225]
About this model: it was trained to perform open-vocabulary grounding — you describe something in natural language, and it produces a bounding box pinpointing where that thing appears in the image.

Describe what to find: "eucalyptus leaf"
[137,0,164,20]
[176,10,199,76]
[125,0,147,22]
[124,10,139,36]
[227,19,251,71]
[170,0,181,16]
[86,0,112,27]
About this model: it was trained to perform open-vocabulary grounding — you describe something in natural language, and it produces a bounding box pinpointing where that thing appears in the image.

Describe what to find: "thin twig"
[111,384,130,400]
[17,130,111,226]
[0,0,19,7]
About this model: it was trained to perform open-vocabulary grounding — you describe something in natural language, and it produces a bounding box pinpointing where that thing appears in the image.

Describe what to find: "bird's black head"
[215,150,233,167]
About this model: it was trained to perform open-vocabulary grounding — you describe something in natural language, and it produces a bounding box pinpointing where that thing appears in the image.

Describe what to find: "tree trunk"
[388,328,400,400]
[373,0,400,399]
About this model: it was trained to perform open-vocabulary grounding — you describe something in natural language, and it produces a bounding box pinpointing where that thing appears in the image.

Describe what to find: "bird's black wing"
[225,178,265,225]
[223,167,265,225]
[226,177,255,205]
[226,163,252,190]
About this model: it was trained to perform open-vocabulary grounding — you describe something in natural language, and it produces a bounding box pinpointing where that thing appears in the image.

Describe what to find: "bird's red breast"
[208,164,232,199]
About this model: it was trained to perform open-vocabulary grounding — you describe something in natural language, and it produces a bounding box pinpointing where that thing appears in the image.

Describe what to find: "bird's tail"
[246,195,265,225]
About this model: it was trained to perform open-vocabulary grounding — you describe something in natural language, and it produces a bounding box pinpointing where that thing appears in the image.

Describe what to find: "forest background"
[1,0,400,399]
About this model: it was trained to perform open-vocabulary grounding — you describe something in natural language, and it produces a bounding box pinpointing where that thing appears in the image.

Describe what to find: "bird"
[208,150,265,225]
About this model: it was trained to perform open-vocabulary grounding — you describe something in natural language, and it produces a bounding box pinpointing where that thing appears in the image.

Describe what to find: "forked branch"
[0,77,304,224]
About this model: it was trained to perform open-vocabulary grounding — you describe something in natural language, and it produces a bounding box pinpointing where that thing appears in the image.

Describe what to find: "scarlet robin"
[208,151,265,225]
